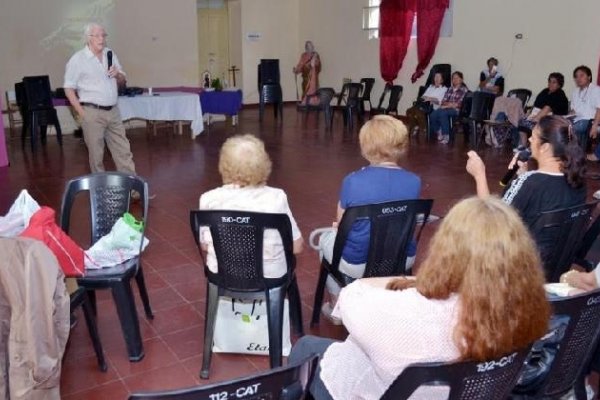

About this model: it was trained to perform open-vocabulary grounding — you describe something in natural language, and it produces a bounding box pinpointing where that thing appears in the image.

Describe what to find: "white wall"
[240,0,299,103]
[299,0,600,113]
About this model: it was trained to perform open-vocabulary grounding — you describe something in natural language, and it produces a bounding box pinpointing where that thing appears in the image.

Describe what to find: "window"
[362,0,453,40]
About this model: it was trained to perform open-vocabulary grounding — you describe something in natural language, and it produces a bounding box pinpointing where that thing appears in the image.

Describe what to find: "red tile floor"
[1,106,600,399]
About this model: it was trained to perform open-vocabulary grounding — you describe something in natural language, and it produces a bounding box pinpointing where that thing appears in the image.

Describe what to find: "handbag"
[213,297,292,356]
[20,207,85,277]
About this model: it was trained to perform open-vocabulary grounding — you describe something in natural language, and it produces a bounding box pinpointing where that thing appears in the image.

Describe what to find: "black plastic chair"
[69,287,107,371]
[311,199,433,326]
[259,83,283,122]
[463,91,496,148]
[507,88,533,111]
[304,88,335,130]
[359,78,376,114]
[190,210,304,379]
[333,78,352,106]
[530,202,595,283]
[573,212,600,272]
[19,76,63,151]
[382,348,531,399]
[372,84,403,117]
[338,82,364,130]
[129,354,318,400]
[513,289,600,399]
[60,172,153,362]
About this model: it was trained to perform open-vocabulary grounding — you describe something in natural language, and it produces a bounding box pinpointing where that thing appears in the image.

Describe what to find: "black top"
[503,171,586,254]
[503,171,586,228]
[479,71,505,95]
[532,88,569,115]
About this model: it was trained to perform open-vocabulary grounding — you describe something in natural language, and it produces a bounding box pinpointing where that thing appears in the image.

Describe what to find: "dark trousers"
[288,335,337,400]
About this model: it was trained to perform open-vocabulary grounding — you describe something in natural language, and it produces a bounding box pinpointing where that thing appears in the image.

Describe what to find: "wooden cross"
[228,65,240,87]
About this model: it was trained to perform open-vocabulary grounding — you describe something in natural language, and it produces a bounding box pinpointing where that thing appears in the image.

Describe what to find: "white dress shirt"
[571,84,600,121]
[421,85,448,110]
[64,46,125,106]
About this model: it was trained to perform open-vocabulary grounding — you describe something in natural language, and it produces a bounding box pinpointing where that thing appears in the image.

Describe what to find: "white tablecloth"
[117,92,204,137]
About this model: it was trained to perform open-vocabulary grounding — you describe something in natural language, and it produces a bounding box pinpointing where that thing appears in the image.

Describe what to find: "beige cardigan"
[0,238,69,400]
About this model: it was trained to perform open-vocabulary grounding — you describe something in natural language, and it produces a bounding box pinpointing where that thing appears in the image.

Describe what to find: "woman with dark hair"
[479,57,504,96]
[515,73,569,148]
[428,71,469,144]
[467,115,586,231]
[288,197,550,400]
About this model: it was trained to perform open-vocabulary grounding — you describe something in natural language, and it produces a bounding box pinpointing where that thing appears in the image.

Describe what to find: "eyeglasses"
[88,34,108,39]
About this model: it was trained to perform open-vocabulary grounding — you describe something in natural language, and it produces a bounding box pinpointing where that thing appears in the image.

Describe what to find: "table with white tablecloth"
[117,92,204,138]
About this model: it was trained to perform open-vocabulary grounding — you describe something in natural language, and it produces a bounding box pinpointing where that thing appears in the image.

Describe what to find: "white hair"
[83,22,105,42]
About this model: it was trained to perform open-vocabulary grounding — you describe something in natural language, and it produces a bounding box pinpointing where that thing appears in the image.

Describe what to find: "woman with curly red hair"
[289,196,550,399]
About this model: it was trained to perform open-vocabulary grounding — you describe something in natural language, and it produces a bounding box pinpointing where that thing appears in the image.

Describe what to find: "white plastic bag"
[213,297,292,356]
[0,190,41,237]
[84,213,149,269]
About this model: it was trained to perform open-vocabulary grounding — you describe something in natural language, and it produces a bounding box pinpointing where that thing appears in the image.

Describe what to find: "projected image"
[40,0,115,53]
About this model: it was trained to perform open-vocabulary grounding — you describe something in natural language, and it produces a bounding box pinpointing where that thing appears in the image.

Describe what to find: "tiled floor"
[1,106,600,399]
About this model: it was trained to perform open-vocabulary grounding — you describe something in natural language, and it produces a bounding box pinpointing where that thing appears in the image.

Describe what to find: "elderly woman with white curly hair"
[199,134,304,277]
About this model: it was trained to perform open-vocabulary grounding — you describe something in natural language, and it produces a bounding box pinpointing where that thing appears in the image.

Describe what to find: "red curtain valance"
[379,0,449,84]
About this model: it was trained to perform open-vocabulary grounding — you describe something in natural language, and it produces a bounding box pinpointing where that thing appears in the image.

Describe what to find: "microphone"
[107,50,113,71]
[500,149,531,186]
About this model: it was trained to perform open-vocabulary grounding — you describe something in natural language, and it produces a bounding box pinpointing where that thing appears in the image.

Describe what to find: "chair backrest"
[375,83,392,110]
[22,75,54,111]
[507,88,532,110]
[315,87,335,108]
[260,83,283,104]
[468,91,496,121]
[381,348,531,400]
[360,78,375,101]
[386,85,403,114]
[60,172,149,247]
[530,202,595,282]
[257,59,280,91]
[424,64,452,89]
[129,354,318,400]
[531,289,600,398]
[190,210,296,290]
[346,83,363,106]
[14,82,26,112]
[574,213,600,266]
[329,199,433,282]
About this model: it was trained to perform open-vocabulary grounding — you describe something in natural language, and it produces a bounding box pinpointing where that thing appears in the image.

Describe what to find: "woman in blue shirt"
[315,115,421,324]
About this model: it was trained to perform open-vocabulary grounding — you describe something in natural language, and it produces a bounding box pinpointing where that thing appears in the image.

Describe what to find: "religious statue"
[293,41,321,106]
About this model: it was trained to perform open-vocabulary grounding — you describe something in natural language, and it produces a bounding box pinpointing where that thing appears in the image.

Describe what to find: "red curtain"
[379,0,416,84]
[410,0,449,83]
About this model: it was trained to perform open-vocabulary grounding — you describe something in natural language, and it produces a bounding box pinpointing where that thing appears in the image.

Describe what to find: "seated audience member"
[315,115,420,324]
[405,72,448,135]
[515,73,569,148]
[289,196,550,400]
[479,57,505,96]
[571,65,600,153]
[466,116,586,255]
[199,134,303,278]
[428,71,469,144]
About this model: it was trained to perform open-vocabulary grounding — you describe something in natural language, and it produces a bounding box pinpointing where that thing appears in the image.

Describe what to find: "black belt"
[81,102,114,111]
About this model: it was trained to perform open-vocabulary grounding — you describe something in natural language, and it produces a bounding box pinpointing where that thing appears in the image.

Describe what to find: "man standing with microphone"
[63,23,137,178]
